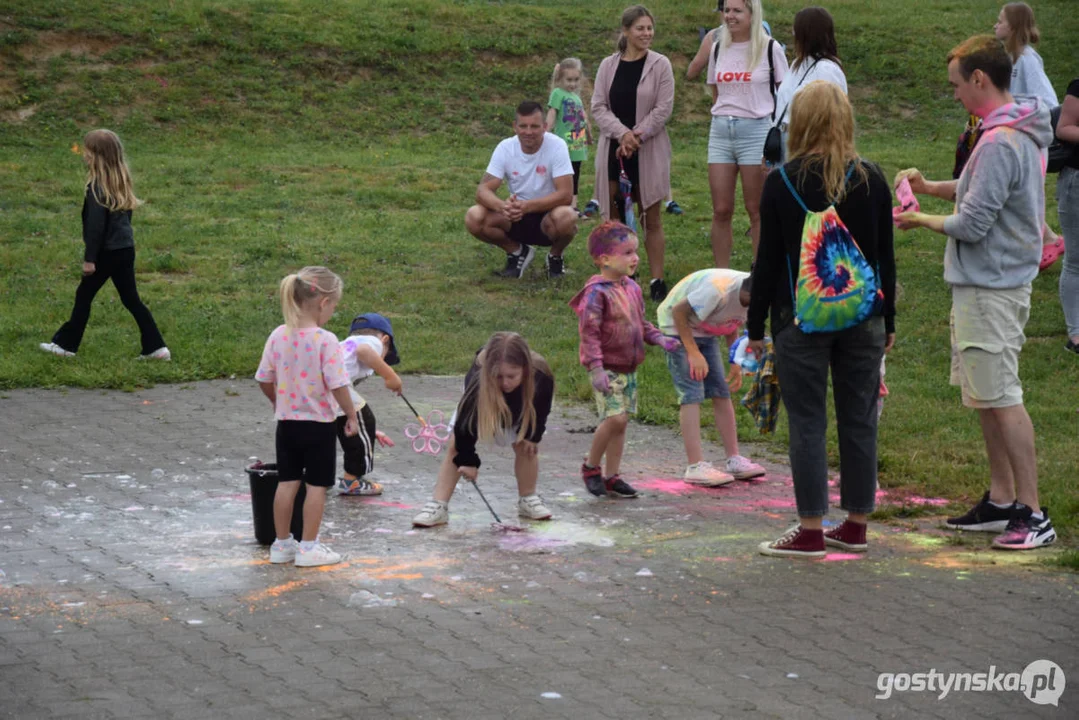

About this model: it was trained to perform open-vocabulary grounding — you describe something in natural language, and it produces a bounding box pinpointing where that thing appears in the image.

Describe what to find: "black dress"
[606,55,646,200]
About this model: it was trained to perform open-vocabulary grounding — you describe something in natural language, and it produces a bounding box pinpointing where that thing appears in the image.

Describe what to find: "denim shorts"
[708,115,771,165]
[665,336,731,405]
[593,370,638,419]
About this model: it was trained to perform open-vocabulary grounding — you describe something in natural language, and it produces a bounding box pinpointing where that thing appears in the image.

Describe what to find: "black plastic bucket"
[245,461,305,546]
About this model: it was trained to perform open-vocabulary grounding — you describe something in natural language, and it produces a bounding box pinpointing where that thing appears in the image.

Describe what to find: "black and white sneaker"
[649,278,668,302]
[992,504,1056,550]
[944,491,1013,532]
[497,244,535,278]
[546,253,566,279]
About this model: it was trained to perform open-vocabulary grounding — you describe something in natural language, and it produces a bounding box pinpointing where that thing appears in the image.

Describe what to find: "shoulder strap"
[778,166,808,212]
[768,39,777,120]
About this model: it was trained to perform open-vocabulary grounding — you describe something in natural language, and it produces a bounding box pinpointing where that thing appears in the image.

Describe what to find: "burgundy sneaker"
[582,462,607,497]
[824,520,868,552]
[759,526,826,558]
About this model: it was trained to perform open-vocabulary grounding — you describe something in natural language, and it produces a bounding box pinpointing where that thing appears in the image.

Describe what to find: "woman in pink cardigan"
[591,4,675,302]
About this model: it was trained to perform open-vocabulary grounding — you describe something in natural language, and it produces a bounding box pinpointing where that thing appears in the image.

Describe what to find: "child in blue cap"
[335,313,403,495]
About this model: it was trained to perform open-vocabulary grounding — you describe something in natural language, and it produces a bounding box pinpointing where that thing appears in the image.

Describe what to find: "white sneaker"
[412,500,449,528]
[138,347,171,361]
[269,537,298,564]
[518,494,552,520]
[294,542,341,567]
[39,342,75,357]
[683,462,735,487]
[725,455,766,480]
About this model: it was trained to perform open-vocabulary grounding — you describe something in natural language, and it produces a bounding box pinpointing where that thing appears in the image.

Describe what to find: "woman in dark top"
[1056,78,1079,353]
[40,129,168,360]
[591,4,676,302]
[748,81,896,558]
[412,332,555,528]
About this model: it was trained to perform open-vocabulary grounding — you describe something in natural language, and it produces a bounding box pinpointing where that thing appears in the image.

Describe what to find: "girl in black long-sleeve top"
[748,81,896,559]
[412,332,555,528]
[41,129,168,360]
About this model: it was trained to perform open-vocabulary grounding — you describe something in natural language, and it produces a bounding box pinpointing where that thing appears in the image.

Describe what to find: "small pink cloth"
[892,177,919,226]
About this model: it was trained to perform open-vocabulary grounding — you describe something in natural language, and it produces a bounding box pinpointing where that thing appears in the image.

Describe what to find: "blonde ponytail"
[279,266,343,328]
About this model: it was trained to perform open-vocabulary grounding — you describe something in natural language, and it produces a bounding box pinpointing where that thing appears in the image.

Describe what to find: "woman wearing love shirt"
[706,0,788,268]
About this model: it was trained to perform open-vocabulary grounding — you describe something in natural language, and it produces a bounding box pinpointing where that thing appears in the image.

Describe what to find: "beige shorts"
[949,285,1030,409]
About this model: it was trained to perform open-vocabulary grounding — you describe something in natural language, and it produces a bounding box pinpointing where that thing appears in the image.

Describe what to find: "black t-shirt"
[1065,78,1079,170]
[452,358,554,469]
[748,159,897,339]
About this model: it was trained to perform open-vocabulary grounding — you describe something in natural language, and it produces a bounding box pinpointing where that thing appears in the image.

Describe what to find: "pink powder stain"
[633,477,698,495]
[360,500,415,509]
[822,552,864,562]
[711,556,735,562]
[750,498,797,510]
[498,535,568,552]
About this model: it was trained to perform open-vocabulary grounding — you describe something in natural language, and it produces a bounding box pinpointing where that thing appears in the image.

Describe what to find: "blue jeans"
[1057,167,1079,337]
[774,317,885,517]
[665,335,730,405]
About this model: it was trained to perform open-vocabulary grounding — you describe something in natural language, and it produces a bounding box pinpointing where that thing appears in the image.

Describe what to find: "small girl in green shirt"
[546,57,593,213]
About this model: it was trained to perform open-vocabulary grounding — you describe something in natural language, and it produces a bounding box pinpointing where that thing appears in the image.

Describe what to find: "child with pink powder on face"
[569,221,681,498]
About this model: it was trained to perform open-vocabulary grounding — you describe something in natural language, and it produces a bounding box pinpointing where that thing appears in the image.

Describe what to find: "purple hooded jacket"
[569,275,666,374]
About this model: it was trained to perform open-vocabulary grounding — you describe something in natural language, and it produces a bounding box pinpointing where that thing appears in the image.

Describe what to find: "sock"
[1031,511,1045,522]
[510,245,524,256]
[299,540,318,552]
[273,534,294,547]
[989,500,1013,509]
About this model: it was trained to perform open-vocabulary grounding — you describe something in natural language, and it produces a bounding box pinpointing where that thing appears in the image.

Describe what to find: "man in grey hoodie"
[895,34,1055,551]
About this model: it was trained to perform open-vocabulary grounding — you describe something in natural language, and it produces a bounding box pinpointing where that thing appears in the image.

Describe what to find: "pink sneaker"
[1039,238,1064,272]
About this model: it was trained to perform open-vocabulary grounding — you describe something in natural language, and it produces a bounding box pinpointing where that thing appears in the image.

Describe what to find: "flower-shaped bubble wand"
[403,410,451,455]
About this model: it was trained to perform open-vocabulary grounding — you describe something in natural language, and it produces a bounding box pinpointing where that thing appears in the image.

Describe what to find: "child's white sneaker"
[295,542,341,567]
[683,461,735,487]
[518,494,552,520]
[138,347,171,361]
[412,500,449,527]
[725,455,766,480]
[39,342,75,357]
[269,537,298,564]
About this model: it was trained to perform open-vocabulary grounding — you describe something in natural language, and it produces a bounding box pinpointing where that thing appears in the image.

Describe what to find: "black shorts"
[571,160,582,196]
[275,420,337,487]
[506,212,553,248]
[336,405,377,478]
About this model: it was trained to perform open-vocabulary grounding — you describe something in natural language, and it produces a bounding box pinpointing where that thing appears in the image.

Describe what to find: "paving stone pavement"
[0,376,1075,720]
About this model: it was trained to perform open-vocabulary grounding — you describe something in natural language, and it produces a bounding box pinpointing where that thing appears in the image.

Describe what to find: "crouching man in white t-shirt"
[465,100,579,280]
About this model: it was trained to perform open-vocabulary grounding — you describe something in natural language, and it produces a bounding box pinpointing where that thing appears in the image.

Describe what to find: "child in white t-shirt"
[334,313,403,496]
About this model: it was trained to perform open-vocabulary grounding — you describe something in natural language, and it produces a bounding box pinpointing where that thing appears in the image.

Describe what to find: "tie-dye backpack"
[779,163,883,334]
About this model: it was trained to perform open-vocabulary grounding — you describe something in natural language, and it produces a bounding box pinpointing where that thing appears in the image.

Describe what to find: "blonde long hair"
[83,129,141,211]
[466,332,551,444]
[279,266,343,329]
[716,0,767,71]
[786,81,867,202]
[1000,2,1039,62]
[550,57,589,97]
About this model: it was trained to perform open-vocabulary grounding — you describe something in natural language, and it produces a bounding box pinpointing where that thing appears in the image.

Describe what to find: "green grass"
[1,0,1077,543]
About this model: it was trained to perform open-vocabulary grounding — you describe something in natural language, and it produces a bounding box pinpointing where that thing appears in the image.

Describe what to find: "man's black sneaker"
[649,278,668,302]
[992,503,1057,550]
[944,491,1013,532]
[546,253,566,279]
[605,474,639,498]
[497,245,535,278]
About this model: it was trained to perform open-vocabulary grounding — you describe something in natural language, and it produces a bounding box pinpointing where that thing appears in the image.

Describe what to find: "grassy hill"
[1,0,1077,543]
